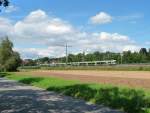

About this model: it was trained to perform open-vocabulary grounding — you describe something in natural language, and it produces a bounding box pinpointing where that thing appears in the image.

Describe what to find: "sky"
[0,0,150,59]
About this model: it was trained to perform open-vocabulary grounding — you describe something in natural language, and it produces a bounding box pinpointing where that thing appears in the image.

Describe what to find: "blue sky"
[0,0,150,58]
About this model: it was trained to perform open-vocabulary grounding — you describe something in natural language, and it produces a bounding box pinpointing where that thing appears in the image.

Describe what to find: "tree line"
[24,48,150,66]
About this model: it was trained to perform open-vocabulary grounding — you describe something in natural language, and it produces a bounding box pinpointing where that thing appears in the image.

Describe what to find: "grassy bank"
[1,72,150,113]
[19,65,150,71]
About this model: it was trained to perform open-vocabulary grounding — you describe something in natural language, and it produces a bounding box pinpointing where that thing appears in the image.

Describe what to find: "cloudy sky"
[0,0,150,59]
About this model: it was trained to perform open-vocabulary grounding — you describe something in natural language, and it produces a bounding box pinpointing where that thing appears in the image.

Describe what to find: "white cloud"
[123,45,140,52]
[12,9,75,41]
[90,12,112,24]
[99,32,129,42]
[5,5,18,13]
[15,47,66,59]
[25,9,48,23]
[0,17,13,37]
[0,10,140,58]
[80,32,139,52]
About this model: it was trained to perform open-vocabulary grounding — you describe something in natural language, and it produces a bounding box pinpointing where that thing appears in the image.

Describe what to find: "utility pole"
[65,43,72,65]
[52,43,72,65]
[66,43,68,65]
[82,51,85,62]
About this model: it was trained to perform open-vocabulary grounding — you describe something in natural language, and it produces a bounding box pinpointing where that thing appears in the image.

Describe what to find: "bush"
[95,88,149,113]
[62,84,97,101]
[47,84,150,113]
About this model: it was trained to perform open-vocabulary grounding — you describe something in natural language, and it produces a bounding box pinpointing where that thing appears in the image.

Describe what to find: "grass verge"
[0,72,150,113]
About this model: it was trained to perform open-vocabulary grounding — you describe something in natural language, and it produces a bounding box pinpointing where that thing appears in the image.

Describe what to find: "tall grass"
[1,72,150,113]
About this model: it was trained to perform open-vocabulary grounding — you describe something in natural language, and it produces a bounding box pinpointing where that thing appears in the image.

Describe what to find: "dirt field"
[20,70,150,89]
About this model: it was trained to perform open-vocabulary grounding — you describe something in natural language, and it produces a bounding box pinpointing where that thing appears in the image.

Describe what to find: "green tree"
[68,54,75,62]
[139,48,148,63]
[93,51,101,61]
[0,37,21,71]
[0,0,9,8]
[23,59,36,66]
[36,57,50,64]
[148,49,150,62]
[139,48,148,55]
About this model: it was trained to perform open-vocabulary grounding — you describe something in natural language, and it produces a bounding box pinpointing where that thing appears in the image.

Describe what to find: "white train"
[40,60,117,67]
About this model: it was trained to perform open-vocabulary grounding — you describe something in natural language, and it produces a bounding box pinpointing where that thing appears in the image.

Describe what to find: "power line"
[51,43,72,64]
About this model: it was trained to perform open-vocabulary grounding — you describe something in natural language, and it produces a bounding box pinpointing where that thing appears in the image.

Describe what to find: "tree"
[68,54,75,62]
[23,59,36,66]
[0,0,9,7]
[93,51,101,60]
[148,49,150,61]
[139,48,148,55]
[0,37,21,71]
[139,48,148,63]
[41,57,49,63]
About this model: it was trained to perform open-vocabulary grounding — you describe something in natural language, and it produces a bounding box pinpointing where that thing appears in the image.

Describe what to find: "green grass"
[1,72,150,113]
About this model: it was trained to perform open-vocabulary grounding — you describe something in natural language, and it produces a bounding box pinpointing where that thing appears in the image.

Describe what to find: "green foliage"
[95,88,149,113]
[0,0,9,7]
[0,37,21,71]
[65,49,150,64]
[61,84,97,101]
[23,59,37,66]
[2,72,150,113]
[19,77,44,84]
[31,48,150,66]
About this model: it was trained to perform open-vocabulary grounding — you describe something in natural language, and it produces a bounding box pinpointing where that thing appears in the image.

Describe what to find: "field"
[18,70,150,89]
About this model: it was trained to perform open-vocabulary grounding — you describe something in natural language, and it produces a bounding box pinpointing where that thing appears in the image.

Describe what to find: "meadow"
[1,72,150,113]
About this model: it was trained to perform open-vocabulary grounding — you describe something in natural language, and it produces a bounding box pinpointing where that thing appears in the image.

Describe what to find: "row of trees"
[24,48,150,66]
[0,38,21,71]
[56,48,150,64]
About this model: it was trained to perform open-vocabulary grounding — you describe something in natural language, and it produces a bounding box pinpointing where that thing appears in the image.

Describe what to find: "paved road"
[0,78,123,113]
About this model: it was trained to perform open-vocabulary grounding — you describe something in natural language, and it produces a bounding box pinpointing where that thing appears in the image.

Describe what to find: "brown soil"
[19,70,150,89]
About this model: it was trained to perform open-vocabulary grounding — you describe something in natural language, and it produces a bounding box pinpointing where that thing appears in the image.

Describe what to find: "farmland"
[18,70,150,89]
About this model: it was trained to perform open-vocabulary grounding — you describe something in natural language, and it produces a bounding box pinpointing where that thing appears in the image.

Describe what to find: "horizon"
[0,0,150,59]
